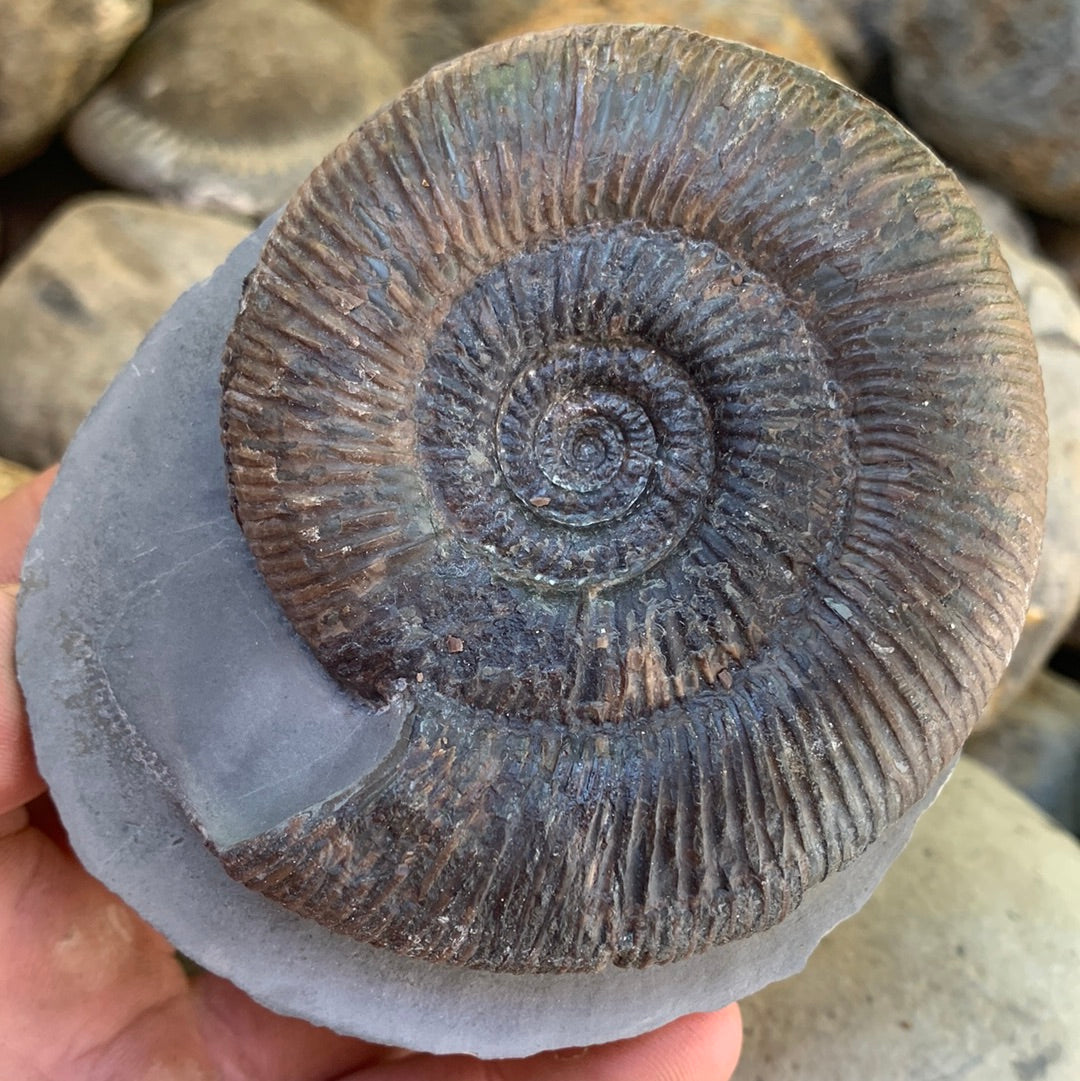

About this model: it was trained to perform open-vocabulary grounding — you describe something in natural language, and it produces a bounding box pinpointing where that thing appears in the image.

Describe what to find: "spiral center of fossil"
[541,400,633,492]
[411,223,853,603]
[240,220,855,716]
[496,345,684,530]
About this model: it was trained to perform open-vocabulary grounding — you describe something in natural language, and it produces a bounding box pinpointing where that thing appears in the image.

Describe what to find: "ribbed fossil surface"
[218,26,1046,972]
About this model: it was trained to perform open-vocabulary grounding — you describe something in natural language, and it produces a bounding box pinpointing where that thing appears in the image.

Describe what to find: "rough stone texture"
[502,0,846,80]
[0,459,34,500]
[892,0,1080,222]
[737,756,1080,1081]
[0,0,150,175]
[967,672,1080,835]
[969,226,1080,724]
[66,0,406,219]
[18,209,952,1059]
[0,193,249,468]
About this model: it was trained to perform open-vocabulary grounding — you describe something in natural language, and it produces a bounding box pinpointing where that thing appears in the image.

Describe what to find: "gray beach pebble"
[892,0,1080,221]
[67,0,405,219]
[0,0,150,175]
[967,671,1080,835]
[0,193,249,468]
[737,756,1080,1081]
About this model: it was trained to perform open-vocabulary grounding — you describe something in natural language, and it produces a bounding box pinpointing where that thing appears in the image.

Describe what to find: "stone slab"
[18,217,951,1057]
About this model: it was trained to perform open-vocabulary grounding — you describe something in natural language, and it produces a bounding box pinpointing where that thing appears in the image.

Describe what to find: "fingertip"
[694,1002,744,1081]
[608,1005,743,1081]
[0,464,58,583]
[347,1003,743,1081]
[0,586,46,816]
[611,1004,744,1081]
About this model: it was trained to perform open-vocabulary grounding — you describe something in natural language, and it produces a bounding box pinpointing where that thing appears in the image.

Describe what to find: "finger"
[344,1005,743,1081]
[0,584,45,816]
[0,806,28,836]
[0,464,57,583]
[25,789,73,853]
[0,466,56,815]
[0,820,406,1081]
[0,823,219,1080]
[191,971,399,1081]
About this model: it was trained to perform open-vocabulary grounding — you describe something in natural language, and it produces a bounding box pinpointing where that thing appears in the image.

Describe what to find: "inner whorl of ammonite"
[218,26,1046,971]
[403,221,852,719]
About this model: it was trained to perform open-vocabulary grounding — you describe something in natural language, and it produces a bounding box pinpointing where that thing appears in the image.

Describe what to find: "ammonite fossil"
[213,26,1046,973]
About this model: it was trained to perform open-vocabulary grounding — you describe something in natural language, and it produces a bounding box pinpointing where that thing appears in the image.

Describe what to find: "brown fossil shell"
[218,26,1046,973]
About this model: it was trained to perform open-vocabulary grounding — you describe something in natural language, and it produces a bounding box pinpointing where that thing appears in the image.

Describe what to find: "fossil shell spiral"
[218,26,1046,973]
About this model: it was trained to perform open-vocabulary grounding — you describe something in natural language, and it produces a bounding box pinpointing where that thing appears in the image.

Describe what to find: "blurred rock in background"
[0,194,249,467]
[968,672,1080,834]
[890,0,1080,222]
[0,142,104,268]
[0,0,151,175]
[737,758,1080,1081]
[318,0,537,81]
[1038,219,1080,297]
[962,176,1038,253]
[502,0,846,81]
[788,0,893,86]
[316,0,473,80]
[67,0,406,219]
[1064,612,1080,658]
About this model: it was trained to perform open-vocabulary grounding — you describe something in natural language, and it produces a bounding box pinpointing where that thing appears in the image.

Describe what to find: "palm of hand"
[0,469,741,1081]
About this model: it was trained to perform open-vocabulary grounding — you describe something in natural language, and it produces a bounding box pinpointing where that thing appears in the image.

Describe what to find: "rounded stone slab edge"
[17,216,953,1058]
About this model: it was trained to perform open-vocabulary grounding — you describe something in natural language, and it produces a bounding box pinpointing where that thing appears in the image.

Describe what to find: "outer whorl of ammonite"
[219,26,1046,972]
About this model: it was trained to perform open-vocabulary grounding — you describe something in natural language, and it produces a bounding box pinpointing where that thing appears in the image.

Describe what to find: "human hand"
[0,467,742,1081]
